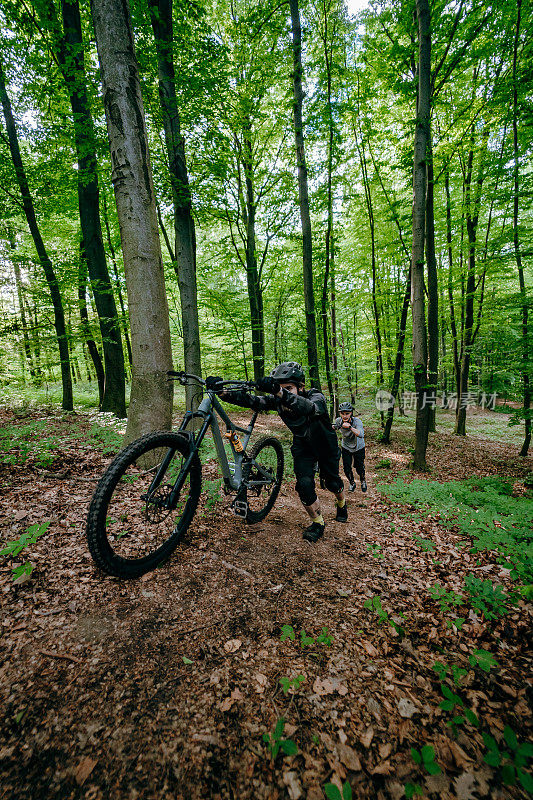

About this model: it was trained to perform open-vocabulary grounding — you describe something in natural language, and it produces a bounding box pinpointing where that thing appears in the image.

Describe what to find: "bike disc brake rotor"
[143,484,173,523]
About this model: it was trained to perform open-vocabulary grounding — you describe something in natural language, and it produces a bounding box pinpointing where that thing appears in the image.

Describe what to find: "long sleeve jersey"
[223,387,334,441]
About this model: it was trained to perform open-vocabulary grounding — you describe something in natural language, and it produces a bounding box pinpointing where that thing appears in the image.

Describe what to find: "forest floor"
[0,400,532,800]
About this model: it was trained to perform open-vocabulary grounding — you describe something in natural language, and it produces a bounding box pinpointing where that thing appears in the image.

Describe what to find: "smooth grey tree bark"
[411,0,431,470]
[91,0,173,441]
[513,0,531,456]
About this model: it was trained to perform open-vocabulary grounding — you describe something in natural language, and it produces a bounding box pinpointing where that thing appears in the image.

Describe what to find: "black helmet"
[339,401,353,412]
[271,361,305,383]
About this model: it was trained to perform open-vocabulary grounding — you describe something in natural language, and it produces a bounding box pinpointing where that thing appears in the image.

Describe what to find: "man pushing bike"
[208,361,347,543]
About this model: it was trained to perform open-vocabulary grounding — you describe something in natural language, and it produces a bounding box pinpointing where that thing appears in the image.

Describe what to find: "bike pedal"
[232,499,248,518]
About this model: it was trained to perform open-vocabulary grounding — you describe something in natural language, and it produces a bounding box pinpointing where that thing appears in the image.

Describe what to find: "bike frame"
[146,389,261,512]
[179,391,259,491]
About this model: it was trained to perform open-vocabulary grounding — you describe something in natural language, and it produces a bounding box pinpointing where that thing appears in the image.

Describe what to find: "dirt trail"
[0,409,531,799]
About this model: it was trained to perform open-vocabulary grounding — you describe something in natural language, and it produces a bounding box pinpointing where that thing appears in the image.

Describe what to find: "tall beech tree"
[290,0,321,389]
[0,57,73,411]
[38,0,127,417]
[411,0,431,470]
[91,0,173,439]
[148,0,202,408]
[512,0,531,456]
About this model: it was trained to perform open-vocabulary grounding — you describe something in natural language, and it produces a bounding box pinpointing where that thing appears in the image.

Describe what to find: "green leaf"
[324,785,343,800]
[280,624,295,641]
[470,649,498,673]
[421,745,435,764]
[411,748,422,765]
[484,751,501,767]
[280,739,298,756]
[501,764,516,786]
[517,742,533,758]
[482,733,498,751]
[517,768,533,794]
[262,733,270,743]
[464,708,479,726]
[441,684,454,700]
[440,700,455,711]
[503,725,518,751]
[182,656,193,665]
[425,762,441,775]
[274,717,285,738]
[342,780,353,800]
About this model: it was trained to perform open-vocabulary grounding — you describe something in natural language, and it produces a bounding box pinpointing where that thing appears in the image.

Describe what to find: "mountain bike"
[86,371,284,578]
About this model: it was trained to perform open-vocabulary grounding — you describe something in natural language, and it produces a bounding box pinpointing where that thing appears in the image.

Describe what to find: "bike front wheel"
[86,431,202,578]
[245,436,284,524]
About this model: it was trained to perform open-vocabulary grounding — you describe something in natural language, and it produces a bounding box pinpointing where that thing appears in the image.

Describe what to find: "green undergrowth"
[378,476,533,585]
[0,415,124,468]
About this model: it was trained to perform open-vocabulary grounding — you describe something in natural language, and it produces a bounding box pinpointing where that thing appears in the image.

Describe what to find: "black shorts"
[291,430,343,506]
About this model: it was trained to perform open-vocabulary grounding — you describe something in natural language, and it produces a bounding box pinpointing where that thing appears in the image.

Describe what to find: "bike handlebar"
[167,370,256,390]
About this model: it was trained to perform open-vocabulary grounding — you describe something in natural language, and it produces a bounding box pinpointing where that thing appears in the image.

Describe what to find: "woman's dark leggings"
[341,447,366,484]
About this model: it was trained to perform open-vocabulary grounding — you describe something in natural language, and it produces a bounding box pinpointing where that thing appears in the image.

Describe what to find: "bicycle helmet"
[270,361,305,384]
[339,401,353,412]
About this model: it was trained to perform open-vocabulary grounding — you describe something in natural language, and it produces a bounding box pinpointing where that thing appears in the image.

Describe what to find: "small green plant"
[316,627,333,646]
[324,780,352,800]
[463,574,511,620]
[483,727,533,792]
[429,582,464,615]
[300,629,315,648]
[432,661,467,686]
[204,478,223,511]
[412,534,435,552]
[280,624,295,641]
[364,595,405,637]
[1,521,51,581]
[404,783,423,798]
[411,745,441,775]
[262,717,298,760]
[375,458,391,469]
[439,684,479,729]
[469,648,498,673]
[279,674,305,695]
[280,625,332,648]
[366,543,384,559]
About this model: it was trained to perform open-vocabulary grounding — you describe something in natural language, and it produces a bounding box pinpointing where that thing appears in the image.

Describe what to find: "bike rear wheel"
[245,436,284,524]
[86,431,201,578]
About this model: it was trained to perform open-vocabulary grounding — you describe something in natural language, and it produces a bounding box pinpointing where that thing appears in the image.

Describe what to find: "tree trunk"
[149,0,202,408]
[513,0,531,456]
[242,117,265,382]
[381,267,411,444]
[339,322,355,404]
[445,169,461,400]
[91,0,173,441]
[79,242,105,405]
[6,227,38,383]
[101,186,133,369]
[426,131,438,432]
[411,0,431,470]
[321,258,333,406]
[0,58,73,410]
[454,120,489,436]
[289,0,320,389]
[54,0,126,417]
